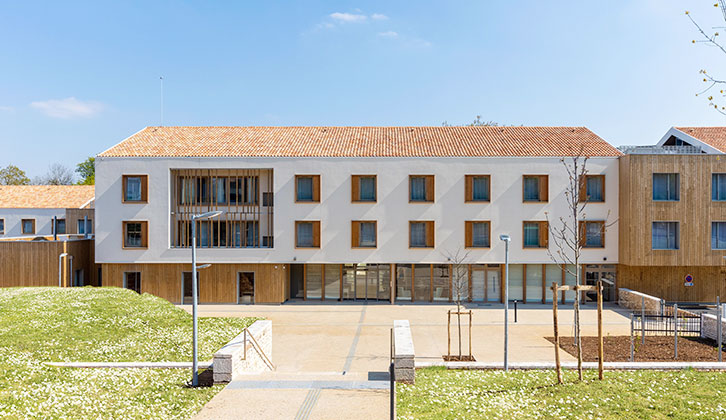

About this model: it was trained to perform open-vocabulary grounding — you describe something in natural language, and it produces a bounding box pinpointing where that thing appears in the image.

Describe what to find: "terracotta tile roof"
[0,185,95,209]
[675,127,726,153]
[99,126,621,158]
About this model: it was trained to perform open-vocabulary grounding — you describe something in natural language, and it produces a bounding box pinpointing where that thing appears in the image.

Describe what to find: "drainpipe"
[58,253,68,287]
[84,215,89,239]
[53,216,58,241]
[69,256,74,287]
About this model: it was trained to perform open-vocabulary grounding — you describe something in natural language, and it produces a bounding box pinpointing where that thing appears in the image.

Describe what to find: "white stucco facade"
[95,156,619,265]
[0,208,66,237]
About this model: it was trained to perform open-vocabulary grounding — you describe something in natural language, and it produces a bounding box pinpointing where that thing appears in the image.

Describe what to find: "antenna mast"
[159,76,164,126]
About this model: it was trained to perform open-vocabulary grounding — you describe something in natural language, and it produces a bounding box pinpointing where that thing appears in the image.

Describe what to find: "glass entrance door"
[238,272,254,304]
[366,265,378,300]
[486,269,500,302]
[182,272,199,304]
[472,269,485,302]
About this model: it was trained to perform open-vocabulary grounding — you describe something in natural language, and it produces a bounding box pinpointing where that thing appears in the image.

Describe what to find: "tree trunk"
[457,301,462,358]
[575,272,583,381]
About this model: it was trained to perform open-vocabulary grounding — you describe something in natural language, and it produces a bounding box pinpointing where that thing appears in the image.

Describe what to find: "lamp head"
[194,210,223,220]
[499,234,511,242]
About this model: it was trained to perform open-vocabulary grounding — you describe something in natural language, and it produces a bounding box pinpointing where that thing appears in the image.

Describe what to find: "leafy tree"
[76,157,95,185]
[35,163,75,185]
[0,165,30,185]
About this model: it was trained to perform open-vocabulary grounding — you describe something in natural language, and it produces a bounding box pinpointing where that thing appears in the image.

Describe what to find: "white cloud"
[378,31,399,38]
[371,13,388,20]
[30,97,104,119]
[330,12,367,23]
[0,106,13,112]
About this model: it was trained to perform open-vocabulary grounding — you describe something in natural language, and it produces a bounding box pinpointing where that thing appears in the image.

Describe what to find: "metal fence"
[632,313,701,337]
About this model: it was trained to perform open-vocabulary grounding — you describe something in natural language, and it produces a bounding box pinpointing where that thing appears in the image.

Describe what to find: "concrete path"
[188,301,631,419]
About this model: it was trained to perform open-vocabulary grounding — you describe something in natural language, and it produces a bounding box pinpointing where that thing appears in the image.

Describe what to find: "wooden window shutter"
[122,176,128,202]
[465,221,473,247]
[465,175,473,202]
[426,221,435,247]
[579,175,587,202]
[539,176,549,202]
[351,176,360,202]
[351,221,360,247]
[312,221,321,247]
[578,221,586,248]
[425,176,434,202]
[141,221,149,248]
[313,175,321,202]
[141,175,149,202]
[539,221,548,247]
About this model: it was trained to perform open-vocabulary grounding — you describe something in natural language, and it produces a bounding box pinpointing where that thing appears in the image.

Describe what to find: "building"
[0,185,95,238]
[95,126,620,304]
[0,185,97,288]
[619,127,726,302]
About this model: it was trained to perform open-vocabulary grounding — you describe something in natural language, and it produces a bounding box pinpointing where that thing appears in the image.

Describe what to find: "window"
[581,175,605,202]
[652,222,679,250]
[523,175,548,202]
[77,219,93,234]
[262,235,274,248]
[713,222,726,250]
[295,175,320,203]
[465,175,491,202]
[21,219,35,234]
[352,175,377,202]
[0,219,4,234]
[123,221,148,248]
[409,221,434,248]
[465,221,491,248]
[295,221,320,248]
[54,219,66,235]
[523,221,548,248]
[580,221,605,248]
[713,174,726,201]
[263,192,274,207]
[653,173,679,201]
[124,272,141,294]
[352,221,377,248]
[122,175,148,203]
[409,175,434,202]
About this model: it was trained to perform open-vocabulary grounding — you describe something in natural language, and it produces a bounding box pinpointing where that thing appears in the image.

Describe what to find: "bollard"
[630,313,634,362]
[389,362,396,420]
[514,300,518,323]
[674,303,678,360]
[641,298,645,346]
[718,297,723,363]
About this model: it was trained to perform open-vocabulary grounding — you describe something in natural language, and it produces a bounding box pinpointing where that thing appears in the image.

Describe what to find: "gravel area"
[546,336,724,362]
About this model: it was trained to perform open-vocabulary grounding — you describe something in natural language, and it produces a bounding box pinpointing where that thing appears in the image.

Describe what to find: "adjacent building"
[95,126,620,304]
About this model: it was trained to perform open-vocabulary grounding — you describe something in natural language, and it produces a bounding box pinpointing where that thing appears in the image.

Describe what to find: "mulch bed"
[545,336,724,362]
[442,355,476,362]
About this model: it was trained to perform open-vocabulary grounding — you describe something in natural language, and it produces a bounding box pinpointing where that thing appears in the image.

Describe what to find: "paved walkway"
[188,301,631,419]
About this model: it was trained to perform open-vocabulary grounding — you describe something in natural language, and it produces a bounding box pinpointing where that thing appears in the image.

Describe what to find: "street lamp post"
[499,234,511,372]
[191,210,223,387]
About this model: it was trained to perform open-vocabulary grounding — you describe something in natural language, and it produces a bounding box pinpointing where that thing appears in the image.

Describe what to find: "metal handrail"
[243,328,275,371]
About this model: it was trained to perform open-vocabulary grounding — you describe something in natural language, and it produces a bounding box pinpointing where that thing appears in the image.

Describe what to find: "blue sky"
[2,1,726,178]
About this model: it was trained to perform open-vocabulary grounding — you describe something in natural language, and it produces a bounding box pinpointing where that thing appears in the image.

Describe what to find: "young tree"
[545,149,614,381]
[686,3,726,114]
[0,164,30,185]
[76,157,95,185]
[443,247,471,360]
[442,115,499,127]
[35,163,74,185]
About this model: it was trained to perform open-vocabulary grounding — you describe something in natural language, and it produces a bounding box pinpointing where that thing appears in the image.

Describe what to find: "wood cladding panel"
[101,263,287,303]
[65,209,94,234]
[0,239,95,287]
[618,265,726,302]
[619,155,726,266]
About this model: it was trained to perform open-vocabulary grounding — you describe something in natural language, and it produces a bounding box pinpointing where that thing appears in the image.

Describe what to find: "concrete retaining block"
[393,319,415,384]
[701,313,726,343]
[213,320,273,383]
[618,288,662,314]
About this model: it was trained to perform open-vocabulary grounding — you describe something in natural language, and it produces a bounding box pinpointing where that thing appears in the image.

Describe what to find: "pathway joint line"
[342,303,367,375]
[294,388,321,420]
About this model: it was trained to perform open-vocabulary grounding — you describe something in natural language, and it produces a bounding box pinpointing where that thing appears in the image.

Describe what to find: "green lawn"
[398,367,726,419]
[0,287,257,419]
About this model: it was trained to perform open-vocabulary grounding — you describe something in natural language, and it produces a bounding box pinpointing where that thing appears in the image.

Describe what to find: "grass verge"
[0,287,258,419]
[398,367,726,419]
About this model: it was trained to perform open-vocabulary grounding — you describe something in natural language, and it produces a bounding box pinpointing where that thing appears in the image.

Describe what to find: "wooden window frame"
[21,219,35,234]
[522,175,549,203]
[295,175,321,203]
[409,221,434,248]
[465,221,491,248]
[465,175,491,203]
[54,218,66,235]
[295,221,321,248]
[409,175,434,203]
[351,220,377,248]
[579,220,605,248]
[579,174,605,203]
[122,221,149,249]
[522,221,549,248]
[122,175,149,203]
[652,173,680,202]
[0,218,4,234]
[652,221,680,250]
[351,175,377,203]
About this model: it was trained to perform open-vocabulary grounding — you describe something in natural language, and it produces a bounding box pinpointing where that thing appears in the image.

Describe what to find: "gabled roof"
[670,127,726,153]
[0,185,95,209]
[99,126,621,158]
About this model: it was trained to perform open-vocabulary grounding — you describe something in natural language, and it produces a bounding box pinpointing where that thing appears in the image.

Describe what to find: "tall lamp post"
[499,234,511,372]
[191,210,223,386]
